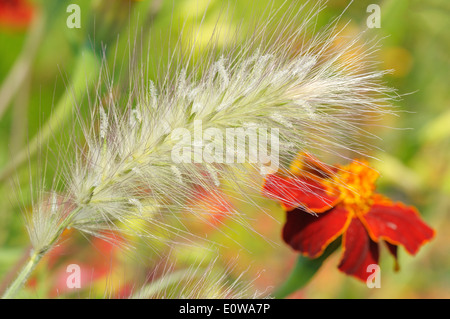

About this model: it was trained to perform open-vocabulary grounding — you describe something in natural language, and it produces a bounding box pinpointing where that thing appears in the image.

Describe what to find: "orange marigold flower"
[262,153,435,281]
[0,0,34,29]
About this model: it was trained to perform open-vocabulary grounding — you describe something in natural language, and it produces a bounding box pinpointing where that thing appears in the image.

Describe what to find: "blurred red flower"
[262,153,435,281]
[0,0,34,29]
[188,184,233,228]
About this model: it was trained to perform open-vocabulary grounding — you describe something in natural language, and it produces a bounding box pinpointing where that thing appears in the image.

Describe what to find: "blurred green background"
[0,0,448,298]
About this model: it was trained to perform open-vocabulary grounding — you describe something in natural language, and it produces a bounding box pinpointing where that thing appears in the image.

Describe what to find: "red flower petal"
[262,173,340,212]
[338,217,379,282]
[282,206,352,258]
[290,152,337,178]
[0,0,34,29]
[362,201,435,255]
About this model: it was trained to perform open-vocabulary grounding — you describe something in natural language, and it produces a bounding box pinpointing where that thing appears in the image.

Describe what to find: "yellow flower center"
[327,160,379,216]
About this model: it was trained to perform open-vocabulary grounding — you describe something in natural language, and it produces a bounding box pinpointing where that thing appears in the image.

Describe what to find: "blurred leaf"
[0,248,23,274]
[374,153,422,194]
[273,238,340,299]
[420,110,450,143]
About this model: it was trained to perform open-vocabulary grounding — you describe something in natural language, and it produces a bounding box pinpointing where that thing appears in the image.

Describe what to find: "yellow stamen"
[326,160,379,216]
